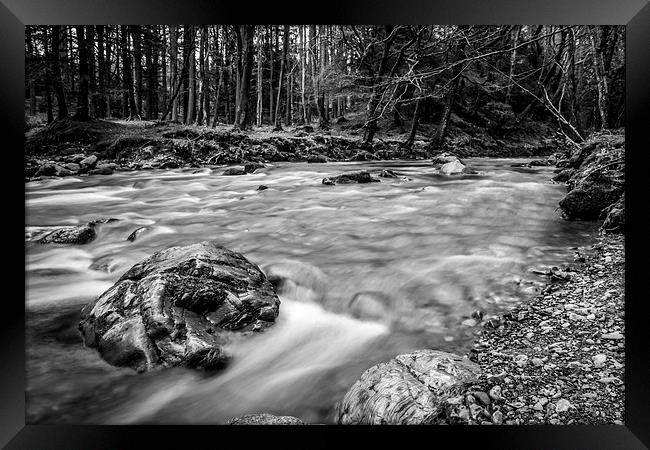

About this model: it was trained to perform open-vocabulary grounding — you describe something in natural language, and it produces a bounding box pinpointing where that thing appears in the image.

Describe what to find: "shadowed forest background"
[25,25,624,153]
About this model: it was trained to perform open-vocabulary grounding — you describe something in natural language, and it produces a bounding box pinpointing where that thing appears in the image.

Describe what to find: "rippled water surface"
[25,159,598,424]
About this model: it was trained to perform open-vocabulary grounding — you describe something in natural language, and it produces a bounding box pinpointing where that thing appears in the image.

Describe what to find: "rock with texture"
[226,413,305,425]
[431,152,463,166]
[439,160,468,175]
[33,224,97,244]
[223,167,247,176]
[322,170,380,185]
[79,241,281,372]
[335,350,481,424]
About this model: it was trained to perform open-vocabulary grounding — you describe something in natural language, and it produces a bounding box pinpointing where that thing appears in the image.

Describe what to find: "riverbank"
[24,114,563,181]
[461,233,625,425]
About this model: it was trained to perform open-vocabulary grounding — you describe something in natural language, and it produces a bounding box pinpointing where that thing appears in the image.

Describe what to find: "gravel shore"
[453,233,625,425]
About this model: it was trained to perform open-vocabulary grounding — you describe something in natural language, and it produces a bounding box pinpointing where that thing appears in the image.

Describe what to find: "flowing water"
[25,159,598,424]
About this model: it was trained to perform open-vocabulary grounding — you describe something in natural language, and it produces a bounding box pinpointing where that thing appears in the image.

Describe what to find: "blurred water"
[25,159,598,424]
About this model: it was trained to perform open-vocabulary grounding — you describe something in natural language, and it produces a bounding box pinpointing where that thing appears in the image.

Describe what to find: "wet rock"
[126,226,149,242]
[322,170,380,185]
[489,385,502,401]
[223,167,247,176]
[79,154,98,169]
[440,160,468,175]
[66,154,86,164]
[36,224,97,244]
[244,162,265,173]
[559,176,623,220]
[227,413,305,425]
[553,168,575,183]
[555,399,572,413]
[593,354,607,368]
[378,169,399,178]
[335,350,480,424]
[257,185,269,191]
[601,331,623,340]
[35,163,58,177]
[431,152,462,166]
[307,154,328,163]
[88,164,114,175]
[322,178,335,185]
[78,241,281,372]
[528,160,549,167]
[601,196,624,233]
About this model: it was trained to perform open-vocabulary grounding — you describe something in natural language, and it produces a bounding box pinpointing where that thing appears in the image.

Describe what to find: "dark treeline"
[25,25,624,147]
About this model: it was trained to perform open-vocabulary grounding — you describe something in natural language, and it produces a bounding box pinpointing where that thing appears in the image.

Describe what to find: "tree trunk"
[96,25,106,118]
[144,27,154,120]
[87,26,96,118]
[132,26,143,117]
[310,25,328,129]
[170,26,179,122]
[269,26,275,124]
[121,25,138,119]
[588,26,610,130]
[74,26,90,120]
[186,26,196,125]
[505,26,521,103]
[300,25,307,124]
[234,25,255,130]
[43,27,54,123]
[256,28,263,127]
[274,25,289,130]
[286,72,292,125]
[106,26,113,117]
[51,26,68,119]
[402,97,421,149]
[26,27,37,115]
[433,33,467,146]
[211,27,223,127]
[362,25,396,146]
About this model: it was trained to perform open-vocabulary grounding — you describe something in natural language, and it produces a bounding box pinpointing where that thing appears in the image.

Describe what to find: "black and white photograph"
[23,22,628,428]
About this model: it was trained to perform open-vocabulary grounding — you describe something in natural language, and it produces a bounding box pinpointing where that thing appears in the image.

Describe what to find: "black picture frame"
[4,0,649,448]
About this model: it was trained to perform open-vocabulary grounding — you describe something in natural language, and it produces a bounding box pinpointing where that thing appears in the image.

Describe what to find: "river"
[25,158,598,424]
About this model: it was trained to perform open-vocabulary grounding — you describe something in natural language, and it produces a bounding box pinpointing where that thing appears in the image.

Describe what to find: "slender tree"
[274,25,289,130]
[51,25,68,119]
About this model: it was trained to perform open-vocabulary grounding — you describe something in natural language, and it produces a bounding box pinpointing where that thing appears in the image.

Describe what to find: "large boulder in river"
[227,413,305,425]
[335,350,480,424]
[78,241,281,372]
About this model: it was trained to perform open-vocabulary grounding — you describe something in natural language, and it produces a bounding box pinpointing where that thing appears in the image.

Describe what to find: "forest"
[25,25,625,151]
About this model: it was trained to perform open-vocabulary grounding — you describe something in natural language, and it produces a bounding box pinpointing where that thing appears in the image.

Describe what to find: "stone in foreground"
[335,350,480,424]
[79,241,281,372]
[227,413,305,425]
